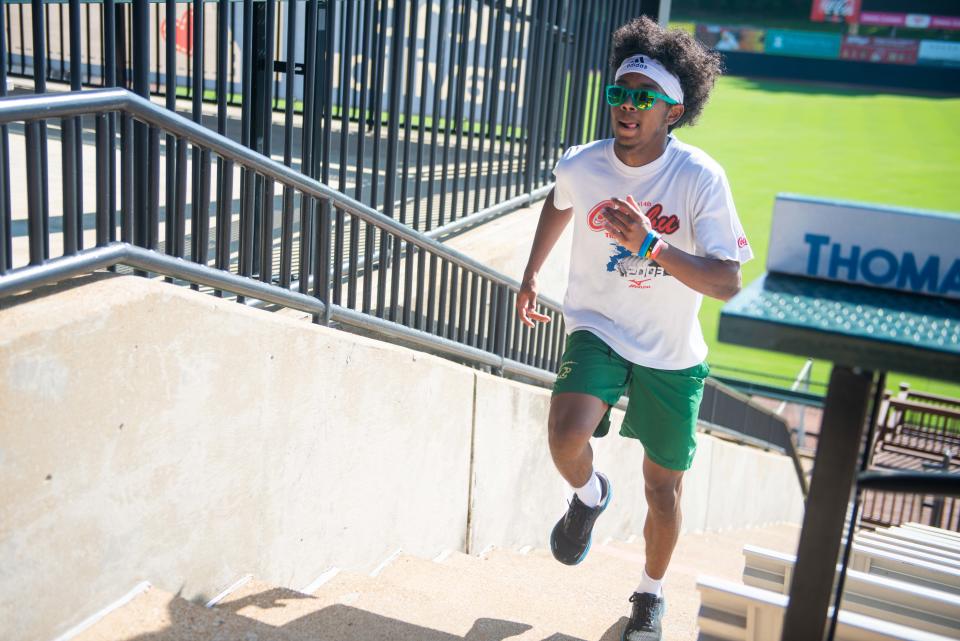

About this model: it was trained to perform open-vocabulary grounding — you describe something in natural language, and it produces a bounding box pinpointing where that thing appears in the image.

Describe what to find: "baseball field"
[672,75,960,397]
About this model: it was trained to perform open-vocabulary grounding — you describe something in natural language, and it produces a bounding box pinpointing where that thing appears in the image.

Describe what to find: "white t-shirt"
[552,136,753,370]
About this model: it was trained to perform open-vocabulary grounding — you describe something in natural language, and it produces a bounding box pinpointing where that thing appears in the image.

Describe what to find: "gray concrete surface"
[71,523,803,641]
[1,274,474,641]
[469,371,803,556]
[0,274,802,641]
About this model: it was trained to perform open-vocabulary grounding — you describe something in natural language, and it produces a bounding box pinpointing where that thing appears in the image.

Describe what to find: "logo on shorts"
[737,235,749,248]
[557,361,577,380]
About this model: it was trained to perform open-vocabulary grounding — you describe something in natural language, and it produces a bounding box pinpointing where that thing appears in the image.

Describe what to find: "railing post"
[57,0,83,258]
[493,284,508,375]
[30,0,49,260]
[249,0,270,276]
[133,0,149,252]
[104,0,118,241]
[25,121,44,265]
[926,449,953,527]
[0,2,9,273]
[114,1,127,89]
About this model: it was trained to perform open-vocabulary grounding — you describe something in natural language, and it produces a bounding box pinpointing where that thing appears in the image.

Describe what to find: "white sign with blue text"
[768,195,960,300]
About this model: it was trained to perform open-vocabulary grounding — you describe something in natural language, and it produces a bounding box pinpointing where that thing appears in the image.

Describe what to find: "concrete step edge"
[205,574,254,608]
[300,567,340,594]
[370,548,404,577]
[52,581,152,641]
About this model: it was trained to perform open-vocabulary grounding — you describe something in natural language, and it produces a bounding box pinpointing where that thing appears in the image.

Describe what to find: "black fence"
[0,88,569,379]
[1,0,654,254]
[699,377,808,494]
[861,387,960,531]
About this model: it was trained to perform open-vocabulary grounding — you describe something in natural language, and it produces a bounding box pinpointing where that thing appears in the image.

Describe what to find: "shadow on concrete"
[115,583,633,641]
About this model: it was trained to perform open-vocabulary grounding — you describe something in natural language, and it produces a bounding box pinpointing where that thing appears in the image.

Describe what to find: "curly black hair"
[609,16,723,131]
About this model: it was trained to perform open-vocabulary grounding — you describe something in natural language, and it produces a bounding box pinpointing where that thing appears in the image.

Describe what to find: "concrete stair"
[69,585,290,641]
[68,523,801,641]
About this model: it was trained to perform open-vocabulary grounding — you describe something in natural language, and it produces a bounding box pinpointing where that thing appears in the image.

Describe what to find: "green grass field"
[668,76,960,396]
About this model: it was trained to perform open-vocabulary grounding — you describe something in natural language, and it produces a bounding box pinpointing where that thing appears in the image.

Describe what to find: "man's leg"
[641,455,684,581]
[548,331,628,565]
[547,392,608,487]
[621,361,705,639]
[620,456,683,640]
[547,391,615,566]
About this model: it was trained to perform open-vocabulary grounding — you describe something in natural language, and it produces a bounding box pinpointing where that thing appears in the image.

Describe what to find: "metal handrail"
[0,88,563,313]
[858,470,960,495]
[0,242,555,386]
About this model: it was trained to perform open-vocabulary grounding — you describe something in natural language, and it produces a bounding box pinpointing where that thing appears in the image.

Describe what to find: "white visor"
[614,54,684,104]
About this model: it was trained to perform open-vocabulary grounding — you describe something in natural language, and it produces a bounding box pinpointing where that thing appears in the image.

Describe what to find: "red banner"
[810,0,862,24]
[859,12,960,30]
[840,36,919,64]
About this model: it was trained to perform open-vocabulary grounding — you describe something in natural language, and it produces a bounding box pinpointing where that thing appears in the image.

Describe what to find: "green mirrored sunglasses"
[605,84,678,110]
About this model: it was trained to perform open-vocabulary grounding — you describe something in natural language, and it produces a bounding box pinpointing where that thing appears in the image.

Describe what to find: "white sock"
[573,471,602,508]
[636,569,663,597]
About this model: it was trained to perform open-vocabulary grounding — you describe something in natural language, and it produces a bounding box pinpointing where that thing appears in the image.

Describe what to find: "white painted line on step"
[518,545,533,555]
[433,549,454,563]
[478,544,496,558]
[601,537,613,546]
[205,574,253,608]
[370,549,403,577]
[301,567,340,594]
[52,581,151,641]
[626,534,638,544]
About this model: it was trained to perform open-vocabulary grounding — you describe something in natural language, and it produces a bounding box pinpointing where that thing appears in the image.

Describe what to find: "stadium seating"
[697,525,960,640]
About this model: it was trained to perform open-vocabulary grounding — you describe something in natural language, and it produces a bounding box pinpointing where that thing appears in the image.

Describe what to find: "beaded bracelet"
[638,231,659,259]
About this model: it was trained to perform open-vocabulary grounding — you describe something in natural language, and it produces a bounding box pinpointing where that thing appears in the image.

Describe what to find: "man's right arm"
[517,189,573,327]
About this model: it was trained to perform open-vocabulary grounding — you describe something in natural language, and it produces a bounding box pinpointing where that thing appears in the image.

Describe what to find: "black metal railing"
[2,0,647,243]
[0,88,569,379]
[861,386,960,531]
[699,377,808,495]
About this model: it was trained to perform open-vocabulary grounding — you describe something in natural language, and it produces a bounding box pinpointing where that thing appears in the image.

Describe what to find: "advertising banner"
[918,39,960,66]
[695,24,765,53]
[840,36,919,64]
[859,12,960,30]
[768,195,960,300]
[810,0,863,24]
[765,30,843,59]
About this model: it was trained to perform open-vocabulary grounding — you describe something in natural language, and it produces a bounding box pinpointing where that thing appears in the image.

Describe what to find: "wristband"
[638,231,658,259]
[650,238,667,260]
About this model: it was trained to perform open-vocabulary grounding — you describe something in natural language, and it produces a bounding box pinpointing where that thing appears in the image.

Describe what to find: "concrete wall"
[0,275,802,641]
[468,373,805,554]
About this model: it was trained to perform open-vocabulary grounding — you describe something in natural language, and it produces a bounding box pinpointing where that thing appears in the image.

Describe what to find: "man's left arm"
[601,195,742,301]
[648,245,741,301]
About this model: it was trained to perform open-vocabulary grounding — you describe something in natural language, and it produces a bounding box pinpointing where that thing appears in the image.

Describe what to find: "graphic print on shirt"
[586,199,680,289]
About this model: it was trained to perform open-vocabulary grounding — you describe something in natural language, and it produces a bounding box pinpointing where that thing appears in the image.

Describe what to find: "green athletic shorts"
[552,329,709,471]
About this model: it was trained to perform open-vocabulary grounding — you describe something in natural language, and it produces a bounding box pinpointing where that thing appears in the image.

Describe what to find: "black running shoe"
[621,592,666,641]
[549,472,611,565]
